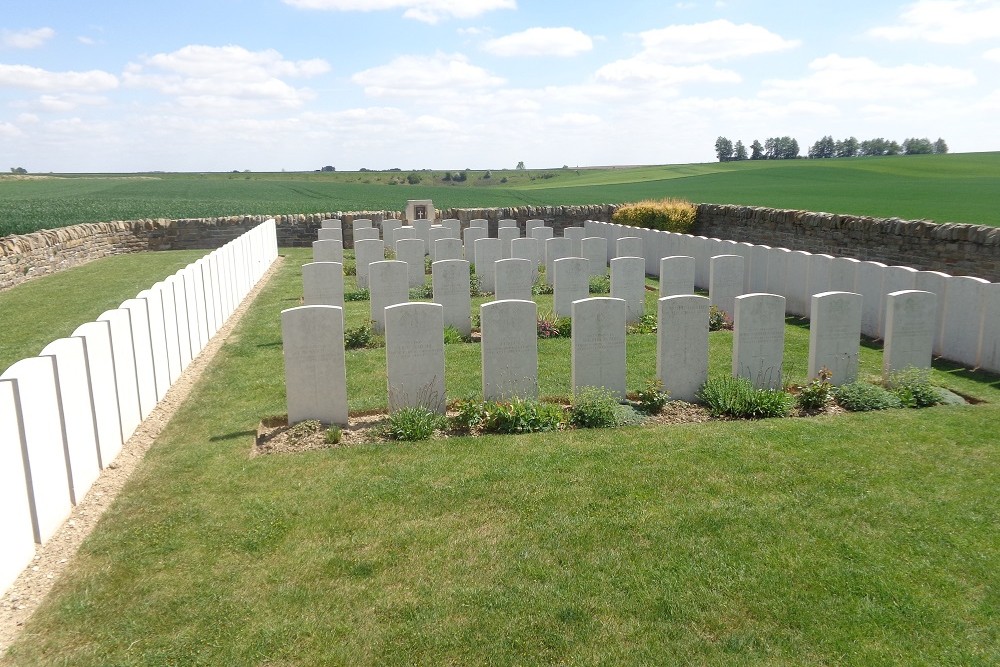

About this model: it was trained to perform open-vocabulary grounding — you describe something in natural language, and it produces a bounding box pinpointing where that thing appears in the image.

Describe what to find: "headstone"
[463,226,488,262]
[120,298,158,418]
[385,302,446,414]
[545,237,573,286]
[856,261,888,338]
[709,254,745,318]
[352,219,373,232]
[0,357,71,543]
[494,258,534,301]
[940,275,990,367]
[395,238,427,288]
[434,238,463,262]
[554,257,590,318]
[498,218,517,228]
[736,242,755,290]
[393,226,417,246]
[978,283,1000,373]
[353,239,384,289]
[525,219,546,237]
[883,290,937,381]
[481,299,538,400]
[469,218,488,229]
[749,244,771,293]
[510,237,541,282]
[369,261,409,334]
[432,259,472,337]
[806,254,834,318]
[411,219,432,253]
[581,237,608,278]
[71,321,124,465]
[807,291,862,385]
[563,227,585,257]
[660,255,695,297]
[474,238,502,293]
[321,218,341,229]
[281,305,348,426]
[879,266,918,338]
[616,236,642,260]
[382,219,402,245]
[428,225,450,261]
[354,227,380,242]
[530,225,554,245]
[440,218,461,238]
[137,288,170,401]
[765,248,791,305]
[498,226,520,259]
[733,293,786,390]
[166,274,192,370]
[188,262,209,351]
[657,295,709,401]
[314,239,344,265]
[39,338,102,503]
[914,270,951,356]
[318,228,342,243]
[691,236,711,289]
[786,251,812,317]
[610,256,645,324]
[829,257,860,293]
[302,262,344,308]
[0,379,35,592]
[571,297,627,398]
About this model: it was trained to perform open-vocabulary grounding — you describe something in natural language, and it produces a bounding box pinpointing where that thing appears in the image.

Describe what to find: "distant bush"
[833,381,902,412]
[698,376,792,419]
[406,172,421,185]
[612,198,697,233]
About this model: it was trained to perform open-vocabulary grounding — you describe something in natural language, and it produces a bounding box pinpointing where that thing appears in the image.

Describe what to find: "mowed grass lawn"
[4,248,999,665]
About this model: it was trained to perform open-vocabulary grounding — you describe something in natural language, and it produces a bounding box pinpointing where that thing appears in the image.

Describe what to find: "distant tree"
[750,139,764,160]
[733,140,748,161]
[10,166,27,174]
[454,171,468,182]
[835,137,859,158]
[442,171,452,181]
[714,136,734,162]
[406,172,422,184]
[764,136,799,159]
[808,135,835,159]
[902,137,934,155]
[933,137,949,154]
[359,167,371,172]
[515,161,525,170]
[482,170,491,180]
[321,165,335,172]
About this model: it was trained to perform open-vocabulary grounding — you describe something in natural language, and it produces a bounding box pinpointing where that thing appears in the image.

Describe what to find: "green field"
[3,249,999,665]
[2,152,998,236]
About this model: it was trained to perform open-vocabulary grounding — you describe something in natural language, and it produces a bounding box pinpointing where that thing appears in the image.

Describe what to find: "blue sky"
[2,0,998,171]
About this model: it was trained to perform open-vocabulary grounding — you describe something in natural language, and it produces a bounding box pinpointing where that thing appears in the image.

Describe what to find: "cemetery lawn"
[2,151,999,236]
[5,248,1000,665]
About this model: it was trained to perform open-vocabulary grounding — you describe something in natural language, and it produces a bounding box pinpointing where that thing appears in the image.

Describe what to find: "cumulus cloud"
[1,27,55,49]
[351,52,504,97]
[482,27,593,57]
[984,47,1000,62]
[282,0,516,23]
[123,45,329,109]
[761,54,976,101]
[628,19,800,64]
[596,61,740,85]
[868,0,1000,44]
[0,64,118,92]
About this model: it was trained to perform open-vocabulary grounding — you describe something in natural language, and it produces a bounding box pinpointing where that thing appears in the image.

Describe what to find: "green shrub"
[635,379,670,414]
[344,287,370,302]
[571,386,644,428]
[588,273,610,294]
[697,376,793,419]
[532,276,554,295]
[424,256,433,274]
[409,281,433,299]
[343,259,357,276]
[470,271,483,297]
[379,407,446,441]
[344,321,383,349]
[833,381,902,412]
[888,367,944,408]
[537,312,571,339]
[324,425,342,444]
[795,367,833,411]
[443,326,470,344]
[611,198,697,233]
[627,313,657,334]
[449,398,484,433]
[709,305,733,331]
[480,398,565,434]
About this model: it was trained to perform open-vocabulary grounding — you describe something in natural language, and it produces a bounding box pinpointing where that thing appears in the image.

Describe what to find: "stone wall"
[694,204,1000,281]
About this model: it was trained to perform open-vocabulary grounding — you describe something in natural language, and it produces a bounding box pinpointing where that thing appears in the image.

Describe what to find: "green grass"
[3,152,999,236]
[0,250,209,372]
[5,248,1000,665]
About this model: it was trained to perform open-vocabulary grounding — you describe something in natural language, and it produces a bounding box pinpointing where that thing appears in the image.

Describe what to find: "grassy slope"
[2,152,998,236]
[5,249,999,665]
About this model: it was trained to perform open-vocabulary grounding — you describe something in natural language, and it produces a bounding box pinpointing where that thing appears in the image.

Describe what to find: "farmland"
[2,151,999,237]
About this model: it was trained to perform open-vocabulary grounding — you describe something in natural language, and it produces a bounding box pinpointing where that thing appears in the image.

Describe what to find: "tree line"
[714,135,948,162]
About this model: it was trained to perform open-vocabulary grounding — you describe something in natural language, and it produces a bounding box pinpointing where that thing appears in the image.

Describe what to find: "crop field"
[2,152,998,236]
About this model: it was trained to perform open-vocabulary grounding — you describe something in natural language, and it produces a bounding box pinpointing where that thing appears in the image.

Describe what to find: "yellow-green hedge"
[611,198,697,233]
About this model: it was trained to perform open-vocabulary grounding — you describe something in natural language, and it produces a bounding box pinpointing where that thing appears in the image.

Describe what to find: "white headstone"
[498,218,517,228]
[432,259,472,337]
[914,270,951,356]
[120,298,158,418]
[806,254,834,318]
[554,257,590,318]
[611,256,645,324]
[545,237,573,287]
[940,275,990,367]
[0,379,35,592]
[469,218,488,229]
[765,248,791,306]
[510,236,541,281]
[829,257,860,293]
[435,238,463,262]
[883,290,937,380]
[352,219,373,232]
[463,226,487,261]
[660,255,695,297]
[281,305,348,426]
[563,227,585,257]
[749,245,771,293]
[428,226,449,261]
[733,293,786,390]
[137,288,170,402]
[494,258,534,301]
[785,251,812,317]
[154,281,182,384]
[385,302,446,414]
[474,238,502,293]
[498,226,520,259]
[96,310,141,441]
[807,291,862,385]
[571,297,627,399]
[395,238,426,289]
[354,227,380,242]
[978,283,1000,373]
[481,299,538,400]
[879,266,918,338]
[369,261,409,334]
[393,226,417,246]
[302,262,344,308]
[525,219,546,237]
[354,239,384,289]
[657,295,709,401]
[321,218,341,230]
[411,219,432,253]
[581,237,608,278]
[382,219,402,246]
[709,254,745,318]
[856,261,888,338]
[530,225,554,246]
[71,321,124,466]
[440,218,461,238]
[165,274,192,371]
[0,357,71,543]
[616,237,642,260]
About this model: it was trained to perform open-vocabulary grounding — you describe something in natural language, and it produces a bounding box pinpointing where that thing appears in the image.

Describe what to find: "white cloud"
[984,47,1000,62]
[630,19,800,64]
[123,45,329,109]
[596,61,740,85]
[282,0,516,24]
[868,0,1000,44]
[0,64,118,92]
[483,27,593,57]
[1,27,55,49]
[761,54,977,101]
[351,52,504,98]
[0,121,23,138]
